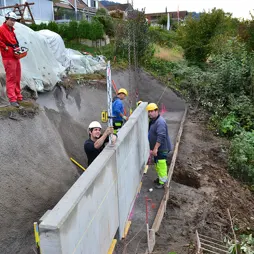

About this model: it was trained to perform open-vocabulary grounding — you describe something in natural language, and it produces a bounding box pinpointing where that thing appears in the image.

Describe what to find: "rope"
[156,84,168,106]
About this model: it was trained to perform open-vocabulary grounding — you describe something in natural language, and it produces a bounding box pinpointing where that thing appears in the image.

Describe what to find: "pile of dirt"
[153,109,254,254]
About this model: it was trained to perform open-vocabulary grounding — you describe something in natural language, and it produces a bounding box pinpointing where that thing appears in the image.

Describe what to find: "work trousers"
[3,59,22,102]
[113,121,123,135]
[154,152,168,184]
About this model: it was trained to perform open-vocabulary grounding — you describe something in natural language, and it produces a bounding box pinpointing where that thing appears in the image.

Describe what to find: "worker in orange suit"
[0,12,22,107]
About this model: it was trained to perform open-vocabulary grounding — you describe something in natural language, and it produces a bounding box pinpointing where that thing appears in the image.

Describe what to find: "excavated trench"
[0,69,186,254]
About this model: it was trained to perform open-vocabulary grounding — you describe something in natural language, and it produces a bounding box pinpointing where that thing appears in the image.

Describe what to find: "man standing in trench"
[147,103,172,189]
[112,88,128,134]
[0,12,22,107]
[84,121,117,166]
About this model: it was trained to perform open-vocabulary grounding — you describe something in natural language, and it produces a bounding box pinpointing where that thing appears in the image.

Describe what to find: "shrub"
[88,20,104,41]
[78,20,90,40]
[47,21,59,34]
[229,131,254,184]
[149,27,175,48]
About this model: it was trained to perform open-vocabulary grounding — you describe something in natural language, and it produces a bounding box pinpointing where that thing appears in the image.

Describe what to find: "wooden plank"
[167,106,188,187]
[123,221,131,238]
[199,237,228,249]
[196,230,201,253]
[0,3,34,10]
[107,239,117,254]
[199,234,224,244]
[201,242,228,253]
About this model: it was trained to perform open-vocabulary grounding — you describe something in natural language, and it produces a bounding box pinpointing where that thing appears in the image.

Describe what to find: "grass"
[64,41,114,57]
[64,41,99,55]
[69,72,106,80]
[65,41,128,70]
[0,101,39,117]
[154,44,183,62]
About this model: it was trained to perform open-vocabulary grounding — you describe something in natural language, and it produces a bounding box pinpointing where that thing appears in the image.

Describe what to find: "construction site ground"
[115,109,254,253]
[152,110,254,254]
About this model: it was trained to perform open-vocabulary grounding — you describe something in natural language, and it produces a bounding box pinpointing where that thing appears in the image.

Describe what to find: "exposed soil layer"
[152,109,254,254]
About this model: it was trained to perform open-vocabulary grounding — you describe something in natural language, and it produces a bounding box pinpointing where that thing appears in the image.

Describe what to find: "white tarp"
[38,30,106,75]
[0,17,106,97]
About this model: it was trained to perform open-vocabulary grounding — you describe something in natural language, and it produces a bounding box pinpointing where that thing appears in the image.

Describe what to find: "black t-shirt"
[84,136,109,166]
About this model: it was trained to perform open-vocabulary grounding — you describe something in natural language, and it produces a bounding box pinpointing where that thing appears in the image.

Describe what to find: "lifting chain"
[127,14,133,111]
[133,20,140,107]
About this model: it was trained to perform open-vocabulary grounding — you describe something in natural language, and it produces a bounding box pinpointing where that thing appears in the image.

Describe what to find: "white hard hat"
[88,121,102,129]
[5,12,20,20]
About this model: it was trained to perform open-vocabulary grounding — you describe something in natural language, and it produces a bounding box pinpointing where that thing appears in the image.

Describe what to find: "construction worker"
[147,103,172,189]
[137,100,142,107]
[112,88,128,134]
[84,121,117,166]
[0,12,23,107]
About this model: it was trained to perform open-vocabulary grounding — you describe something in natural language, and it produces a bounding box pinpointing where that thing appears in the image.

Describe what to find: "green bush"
[145,57,176,76]
[229,131,254,184]
[88,20,104,41]
[219,113,240,136]
[149,27,175,48]
[176,8,239,64]
[47,21,59,34]
[228,95,254,131]
[78,20,90,40]
[172,39,254,132]
[37,23,48,31]
[28,20,105,42]
[58,23,69,40]
[67,20,78,41]
[93,8,115,37]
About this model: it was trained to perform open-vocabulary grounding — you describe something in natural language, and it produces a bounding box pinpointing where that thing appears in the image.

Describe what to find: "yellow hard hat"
[118,88,128,96]
[146,103,158,111]
[137,100,142,105]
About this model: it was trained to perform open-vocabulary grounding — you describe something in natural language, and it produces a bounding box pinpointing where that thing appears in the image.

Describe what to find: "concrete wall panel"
[39,103,149,253]
[116,103,149,238]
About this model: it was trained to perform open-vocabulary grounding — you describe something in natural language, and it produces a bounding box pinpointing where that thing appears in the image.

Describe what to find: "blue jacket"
[112,97,124,122]
[148,115,172,153]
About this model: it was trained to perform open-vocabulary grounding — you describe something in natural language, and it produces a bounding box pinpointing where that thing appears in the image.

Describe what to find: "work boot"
[10,101,20,108]
[153,178,159,184]
[155,183,165,189]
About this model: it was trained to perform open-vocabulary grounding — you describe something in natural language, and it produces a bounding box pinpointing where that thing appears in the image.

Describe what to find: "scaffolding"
[0,2,35,24]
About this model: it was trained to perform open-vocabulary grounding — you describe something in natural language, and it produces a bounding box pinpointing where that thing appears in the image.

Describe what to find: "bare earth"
[152,109,254,254]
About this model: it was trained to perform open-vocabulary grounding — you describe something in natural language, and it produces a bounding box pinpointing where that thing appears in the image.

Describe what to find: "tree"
[158,15,168,28]
[176,8,238,63]
[47,21,59,34]
[78,20,90,40]
[88,20,104,41]
[66,20,78,41]
[93,8,115,37]
[238,14,254,52]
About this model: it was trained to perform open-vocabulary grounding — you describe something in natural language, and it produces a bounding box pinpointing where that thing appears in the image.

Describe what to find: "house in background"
[0,0,100,24]
[102,3,132,14]
[99,2,133,19]
[53,0,100,22]
[145,11,188,25]
[0,0,54,24]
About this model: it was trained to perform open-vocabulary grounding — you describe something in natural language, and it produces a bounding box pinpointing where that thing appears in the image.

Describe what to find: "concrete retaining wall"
[39,103,149,254]
[115,104,149,238]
